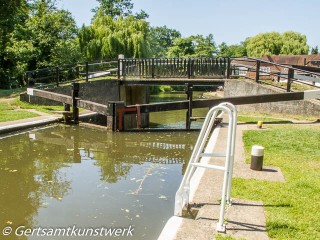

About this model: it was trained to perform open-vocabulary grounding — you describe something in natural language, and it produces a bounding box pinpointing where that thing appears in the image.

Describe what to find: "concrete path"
[0,110,93,134]
[159,120,286,240]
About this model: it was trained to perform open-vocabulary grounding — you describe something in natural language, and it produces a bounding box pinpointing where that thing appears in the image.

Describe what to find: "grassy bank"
[232,124,320,239]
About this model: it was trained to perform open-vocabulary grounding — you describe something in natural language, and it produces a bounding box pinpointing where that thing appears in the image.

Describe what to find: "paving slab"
[159,116,289,240]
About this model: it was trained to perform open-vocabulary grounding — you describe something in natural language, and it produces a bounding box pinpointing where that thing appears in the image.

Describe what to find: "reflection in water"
[150,91,210,129]
[0,125,198,239]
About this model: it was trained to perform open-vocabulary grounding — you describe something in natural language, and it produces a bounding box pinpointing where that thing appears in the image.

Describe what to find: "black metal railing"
[24,59,118,88]
[119,57,230,79]
[230,56,320,93]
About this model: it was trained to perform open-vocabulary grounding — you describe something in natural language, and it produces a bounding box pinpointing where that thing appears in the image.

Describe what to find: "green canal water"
[0,91,211,239]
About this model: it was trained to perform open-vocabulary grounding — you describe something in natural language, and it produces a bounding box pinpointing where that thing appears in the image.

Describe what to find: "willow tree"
[78,12,151,60]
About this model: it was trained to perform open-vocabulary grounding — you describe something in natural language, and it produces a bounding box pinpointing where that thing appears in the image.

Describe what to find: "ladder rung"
[191,163,226,171]
[200,153,226,157]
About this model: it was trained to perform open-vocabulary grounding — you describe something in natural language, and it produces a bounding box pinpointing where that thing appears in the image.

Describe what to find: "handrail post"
[227,57,231,79]
[287,68,294,92]
[188,58,191,79]
[56,67,59,87]
[152,58,155,78]
[85,62,89,82]
[72,83,79,124]
[255,60,260,83]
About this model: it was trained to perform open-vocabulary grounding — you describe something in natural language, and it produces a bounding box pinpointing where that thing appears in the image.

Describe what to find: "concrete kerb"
[158,119,281,240]
[158,124,222,240]
[0,112,98,135]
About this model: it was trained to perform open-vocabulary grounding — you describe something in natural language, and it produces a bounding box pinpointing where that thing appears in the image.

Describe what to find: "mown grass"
[232,125,320,239]
[0,88,26,99]
[0,101,15,111]
[10,98,65,114]
[260,80,318,91]
[237,116,292,124]
[0,111,40,122]
[238,111,320,122]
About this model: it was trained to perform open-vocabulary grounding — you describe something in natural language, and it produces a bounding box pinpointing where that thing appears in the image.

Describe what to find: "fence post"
[56,67,59,87]
[185,83,193,130]
[187,58,191,79]
[72,83,79,123]
[76,66,80,79]
[118,54,124,79]
[152,58,155,78]
[85,62,89,82]
[227,58,231,79]
[255,60,260,83]
[287,68,294,92]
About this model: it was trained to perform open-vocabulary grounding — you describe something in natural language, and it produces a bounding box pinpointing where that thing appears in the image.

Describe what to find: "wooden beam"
[77,99,108,116]
[28,88,73,105]
[27,88,109,116]
[126,91,306,114]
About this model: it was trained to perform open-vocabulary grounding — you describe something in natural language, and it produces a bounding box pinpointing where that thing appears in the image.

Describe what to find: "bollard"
[250,145,264,171]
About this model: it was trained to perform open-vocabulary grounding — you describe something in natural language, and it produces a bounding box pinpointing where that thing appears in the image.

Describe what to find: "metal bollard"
[250,145,264,171]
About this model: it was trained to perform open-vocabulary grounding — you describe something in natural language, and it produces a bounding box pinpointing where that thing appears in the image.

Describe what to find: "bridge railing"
[24,59,118,89]
[119,57,230,79]
[230,56,320,93]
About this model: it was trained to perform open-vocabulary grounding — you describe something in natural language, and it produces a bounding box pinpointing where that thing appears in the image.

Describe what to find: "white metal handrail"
[174,102,237,232]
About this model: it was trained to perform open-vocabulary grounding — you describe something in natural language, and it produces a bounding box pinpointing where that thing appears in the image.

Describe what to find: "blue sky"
[58,0,320,50]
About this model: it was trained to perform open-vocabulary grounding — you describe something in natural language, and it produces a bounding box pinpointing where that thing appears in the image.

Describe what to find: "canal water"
[0,91,211,239]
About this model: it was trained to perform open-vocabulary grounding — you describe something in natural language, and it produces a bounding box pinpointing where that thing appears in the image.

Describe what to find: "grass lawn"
[238,111,320,122]
[237,116,293,124]
[260,80,318,91]
[0,110,40,122]
[10,98,65,114]
[232,125,320,239]
[0,88,27,99]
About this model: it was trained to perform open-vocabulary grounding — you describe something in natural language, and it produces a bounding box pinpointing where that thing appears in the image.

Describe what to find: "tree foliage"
[79,14,151,60]
[92,0,148,20]
[0,0,29,88]
[311,46,318,54]
[7,0,80,72]
[149,26,181,57]
[166,34,217,58]
[218,42,247,57]
[246,31,309,57]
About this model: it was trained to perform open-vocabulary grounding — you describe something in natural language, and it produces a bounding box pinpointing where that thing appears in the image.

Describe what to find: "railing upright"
[85,62,89,82]
[287,68,294,92]
[227,58,231,79]
[255,60,260,83]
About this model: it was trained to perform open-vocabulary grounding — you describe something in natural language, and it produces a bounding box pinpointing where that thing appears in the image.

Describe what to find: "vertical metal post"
[76,66,80,79]
[185,83,193,130]
[72,83,79,124]
[188,58,191,79]
[152,58,155,78]
[287,68,294,92]
[85,62,89,82]
[255,60,260,83]
[56,67,59,87]
[118,54,124,79]
[227,58,231,79]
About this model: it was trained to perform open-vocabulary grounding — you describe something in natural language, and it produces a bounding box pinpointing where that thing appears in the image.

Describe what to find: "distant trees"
[79,14,151,60]
[218,42,247,57]
[245,31,309,57]
[166,34,217,58]
[91,0,149,20]
[149,26,181,57]
[0,0,28,88]
[0,0,80,88]
[311,46,318,54]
